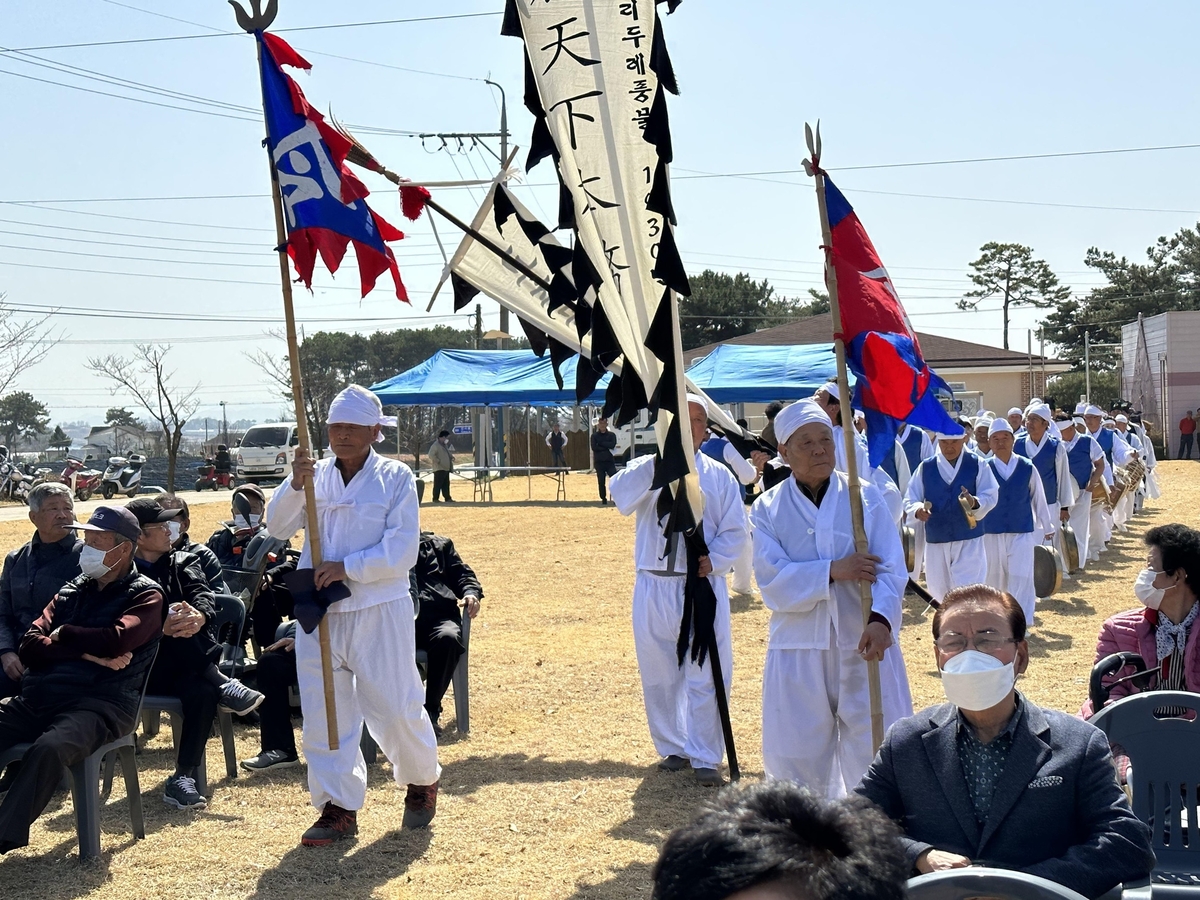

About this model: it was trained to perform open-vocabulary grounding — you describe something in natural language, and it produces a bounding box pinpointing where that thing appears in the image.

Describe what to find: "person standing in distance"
[591,416,618,505]
[427,430,455,503]
[266,385,440,846]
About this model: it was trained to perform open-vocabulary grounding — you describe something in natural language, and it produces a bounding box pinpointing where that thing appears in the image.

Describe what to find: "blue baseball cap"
[68,505,142,543]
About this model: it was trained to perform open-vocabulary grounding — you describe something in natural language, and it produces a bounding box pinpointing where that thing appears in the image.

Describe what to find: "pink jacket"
[1079,606,1200,718]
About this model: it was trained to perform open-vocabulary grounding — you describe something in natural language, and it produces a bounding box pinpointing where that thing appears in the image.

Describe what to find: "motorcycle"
[61,457,103,502]
[0,458,26,503]
[195,458,234,491]
[100,453,145,500]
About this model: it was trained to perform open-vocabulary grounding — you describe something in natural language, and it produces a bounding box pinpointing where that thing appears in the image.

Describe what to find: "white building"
[1122,310,1200,459]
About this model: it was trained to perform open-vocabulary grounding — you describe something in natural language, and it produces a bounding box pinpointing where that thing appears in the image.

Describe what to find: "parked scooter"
[0,458,26,503]
[100,454,145,499]
[195,457,234,491]
[61,457,103,502]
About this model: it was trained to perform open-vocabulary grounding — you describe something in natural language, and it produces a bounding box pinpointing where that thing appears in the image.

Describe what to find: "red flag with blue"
[256,31,408,301]
[824,176,960,466]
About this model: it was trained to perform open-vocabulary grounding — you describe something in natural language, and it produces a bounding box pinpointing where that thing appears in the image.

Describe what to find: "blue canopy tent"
[684,344,853,403]
[369,349,610,407]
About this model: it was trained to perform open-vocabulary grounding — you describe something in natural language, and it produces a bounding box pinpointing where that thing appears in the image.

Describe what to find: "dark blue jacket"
[856,699,1154,899]
[0,532,81,655]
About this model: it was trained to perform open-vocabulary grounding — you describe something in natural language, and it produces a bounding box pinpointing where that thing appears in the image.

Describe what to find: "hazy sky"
[3,1,1199,426]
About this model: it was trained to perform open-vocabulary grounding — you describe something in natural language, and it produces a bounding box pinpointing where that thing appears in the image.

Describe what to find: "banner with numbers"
[502,0,699,522]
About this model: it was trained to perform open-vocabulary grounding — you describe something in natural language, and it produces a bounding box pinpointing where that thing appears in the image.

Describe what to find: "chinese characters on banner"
[504,0,700,522]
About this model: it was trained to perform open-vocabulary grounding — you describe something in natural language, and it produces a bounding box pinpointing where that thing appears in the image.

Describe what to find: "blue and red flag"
[823,176,960,466]
[256,31,408,301]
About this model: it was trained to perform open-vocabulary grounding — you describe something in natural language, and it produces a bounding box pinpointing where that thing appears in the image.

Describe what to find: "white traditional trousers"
[1089,501,1111,561]
[983,531,1037,626]
[296,599,440,811]
[1064,497,1092,572]
[923,538,988,604]
[632,571,732,771]
[762,633,912,798]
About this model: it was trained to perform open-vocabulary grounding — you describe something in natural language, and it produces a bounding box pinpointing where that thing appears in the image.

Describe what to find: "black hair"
[736,418,748,429]
[1145,524,1200,592]
[154,492,189,520]
[764,401,786,421]
[933,583,1027,643]
[438,430,451,438]
[651,781,907,900]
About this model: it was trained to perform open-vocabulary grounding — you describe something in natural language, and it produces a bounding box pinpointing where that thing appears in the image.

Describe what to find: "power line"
[4,202,276,233]
[6,11,504,53]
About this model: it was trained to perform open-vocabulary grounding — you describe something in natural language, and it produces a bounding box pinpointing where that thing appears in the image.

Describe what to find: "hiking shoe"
[241,750,300,774]
[694,767,723,787]
[301,802,357,846]
[218,678,265,716]
[163,774,207,810]
[657,755,690,772]
[402,781,439,829]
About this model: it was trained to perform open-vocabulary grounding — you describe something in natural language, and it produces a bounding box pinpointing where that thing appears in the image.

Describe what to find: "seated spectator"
[206,484,293,647]
[155,493,226,593]
[0,483,81,698]
[1081,523,1200,718]
[240,621,300,773]
[651,780,908,900]
[129,498,264,811]
[856,583,1154,899]
[413,531,482,736]
[0,506,162,853]
[240,530,482,772]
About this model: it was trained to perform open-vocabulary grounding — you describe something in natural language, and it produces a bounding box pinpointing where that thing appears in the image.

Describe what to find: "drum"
[1060,523,1080,573]
[1034,544,1063,598]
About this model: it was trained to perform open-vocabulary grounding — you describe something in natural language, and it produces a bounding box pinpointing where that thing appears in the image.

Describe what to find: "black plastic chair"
[141,594,246,796]
[361,611,472,764]
[907,867,1090,899]
[1091,690,1200,892]
[0,645,158,860]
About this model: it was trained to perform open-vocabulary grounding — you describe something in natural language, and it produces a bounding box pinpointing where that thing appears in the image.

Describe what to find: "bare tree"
[0,292,60,394]
[86,344,199,491]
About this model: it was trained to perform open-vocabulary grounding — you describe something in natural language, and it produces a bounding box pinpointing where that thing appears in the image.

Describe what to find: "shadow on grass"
[1036,594,1095,617]
[438,753,648,798]
[1027,628,1073,658]
[565,860,656,900]
[247,828,432,900]
[729,591,759,615]
[424,499,607,509]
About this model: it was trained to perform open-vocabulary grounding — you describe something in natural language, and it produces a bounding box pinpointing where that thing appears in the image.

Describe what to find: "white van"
[233,422,299,485]
[608,409,659,465]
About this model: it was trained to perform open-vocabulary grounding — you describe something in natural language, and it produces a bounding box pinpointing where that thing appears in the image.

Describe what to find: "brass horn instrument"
[1111,459,1147,508]
[958,488,978,528]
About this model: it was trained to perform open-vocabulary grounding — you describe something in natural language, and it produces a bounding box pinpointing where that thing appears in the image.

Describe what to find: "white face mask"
[167,521,183,544]
[940,649,1016,711]
[1133,568,1166,610]
[234,513,261,530]
[80,544,115,579]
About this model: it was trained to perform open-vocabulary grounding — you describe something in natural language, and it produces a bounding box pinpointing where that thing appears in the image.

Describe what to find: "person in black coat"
[856,584,1154,899]
[128,499,264,811]
[590,417,618,505]
[0,483,81,698]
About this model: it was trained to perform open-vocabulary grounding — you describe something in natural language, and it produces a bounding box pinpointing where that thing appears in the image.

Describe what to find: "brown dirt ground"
[2,463,1198,898]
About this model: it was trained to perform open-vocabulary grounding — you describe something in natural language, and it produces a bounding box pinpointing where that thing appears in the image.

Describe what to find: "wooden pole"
[806,124,885,751]
[253,37,339,751]
[526,404,532,500]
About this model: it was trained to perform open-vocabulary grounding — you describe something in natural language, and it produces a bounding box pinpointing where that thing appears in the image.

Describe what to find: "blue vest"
[1094,427,1115,463]
[1067,437,1095,489]
[880,443,900,486]
[902,428,926,472]
[700,436,731,471]
[923,452,983,544]
[984,457,1035,535]
[1027,437,1060,506]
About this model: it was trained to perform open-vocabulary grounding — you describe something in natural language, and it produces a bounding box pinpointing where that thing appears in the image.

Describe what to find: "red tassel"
[399,184,431,221]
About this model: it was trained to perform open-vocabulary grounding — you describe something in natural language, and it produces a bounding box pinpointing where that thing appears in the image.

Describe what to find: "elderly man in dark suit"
[857,583,1154,899]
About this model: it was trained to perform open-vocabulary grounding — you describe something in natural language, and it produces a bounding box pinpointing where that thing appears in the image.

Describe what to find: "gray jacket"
[0,532,82,655]
[427,439,454,472]
[856,698,1154,899]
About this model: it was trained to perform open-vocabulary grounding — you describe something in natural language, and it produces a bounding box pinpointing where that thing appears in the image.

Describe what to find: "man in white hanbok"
[981,419,1054,625]
[1113,414,1144,526]
[1056,417,1107,573]
[905,428,999,604]
[813,383,904,526]
[609,395,748,787]
[265,385,440,845]
[1083,406,1131,554]
[752,400,912,798]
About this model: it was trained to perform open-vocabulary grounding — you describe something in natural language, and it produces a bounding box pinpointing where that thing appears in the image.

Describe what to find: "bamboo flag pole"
[235,3,339,750]
[805,123,885,751]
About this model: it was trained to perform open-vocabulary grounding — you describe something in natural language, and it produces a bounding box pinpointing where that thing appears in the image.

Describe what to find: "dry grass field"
[1,462,1198,899]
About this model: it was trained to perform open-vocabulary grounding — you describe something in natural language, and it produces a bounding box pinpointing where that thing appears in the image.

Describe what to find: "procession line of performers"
[613,387,1157,797]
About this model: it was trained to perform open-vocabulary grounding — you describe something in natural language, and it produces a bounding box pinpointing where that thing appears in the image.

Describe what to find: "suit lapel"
[921,706,982,847]
[978,702,1052,851]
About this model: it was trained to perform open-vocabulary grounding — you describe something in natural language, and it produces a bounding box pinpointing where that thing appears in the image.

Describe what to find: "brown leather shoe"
[402,781,439,829]
[301,802,358,846]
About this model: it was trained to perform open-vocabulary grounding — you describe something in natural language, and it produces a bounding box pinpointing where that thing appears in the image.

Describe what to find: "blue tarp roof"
[684,344,853,403]
[369,349,610,407]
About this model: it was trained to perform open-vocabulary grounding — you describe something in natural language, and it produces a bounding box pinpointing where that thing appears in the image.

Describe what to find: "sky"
[2,1,1200,427]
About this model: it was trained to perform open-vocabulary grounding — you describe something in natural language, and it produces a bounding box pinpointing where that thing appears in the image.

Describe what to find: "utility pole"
[220,400,228,445]
[1084,331,1091,402]
[475,304,483,349]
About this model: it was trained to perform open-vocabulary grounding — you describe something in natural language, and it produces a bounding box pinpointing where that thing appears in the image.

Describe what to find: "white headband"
[1084,405,1105,417]
[1007,407,1023,417]
[775,399,832,445]
[327,385,397,442]
[1025,403,1052,424]
[1115,414,1128,424]
[988,418,1013,437]
[817,381,840,402]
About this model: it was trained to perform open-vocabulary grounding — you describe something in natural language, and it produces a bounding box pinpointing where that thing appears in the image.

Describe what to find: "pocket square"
[1028,775,1063,789]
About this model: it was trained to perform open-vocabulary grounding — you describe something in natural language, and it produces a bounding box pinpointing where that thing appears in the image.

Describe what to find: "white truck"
[233,422,299,485]
[608,409,659,465]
